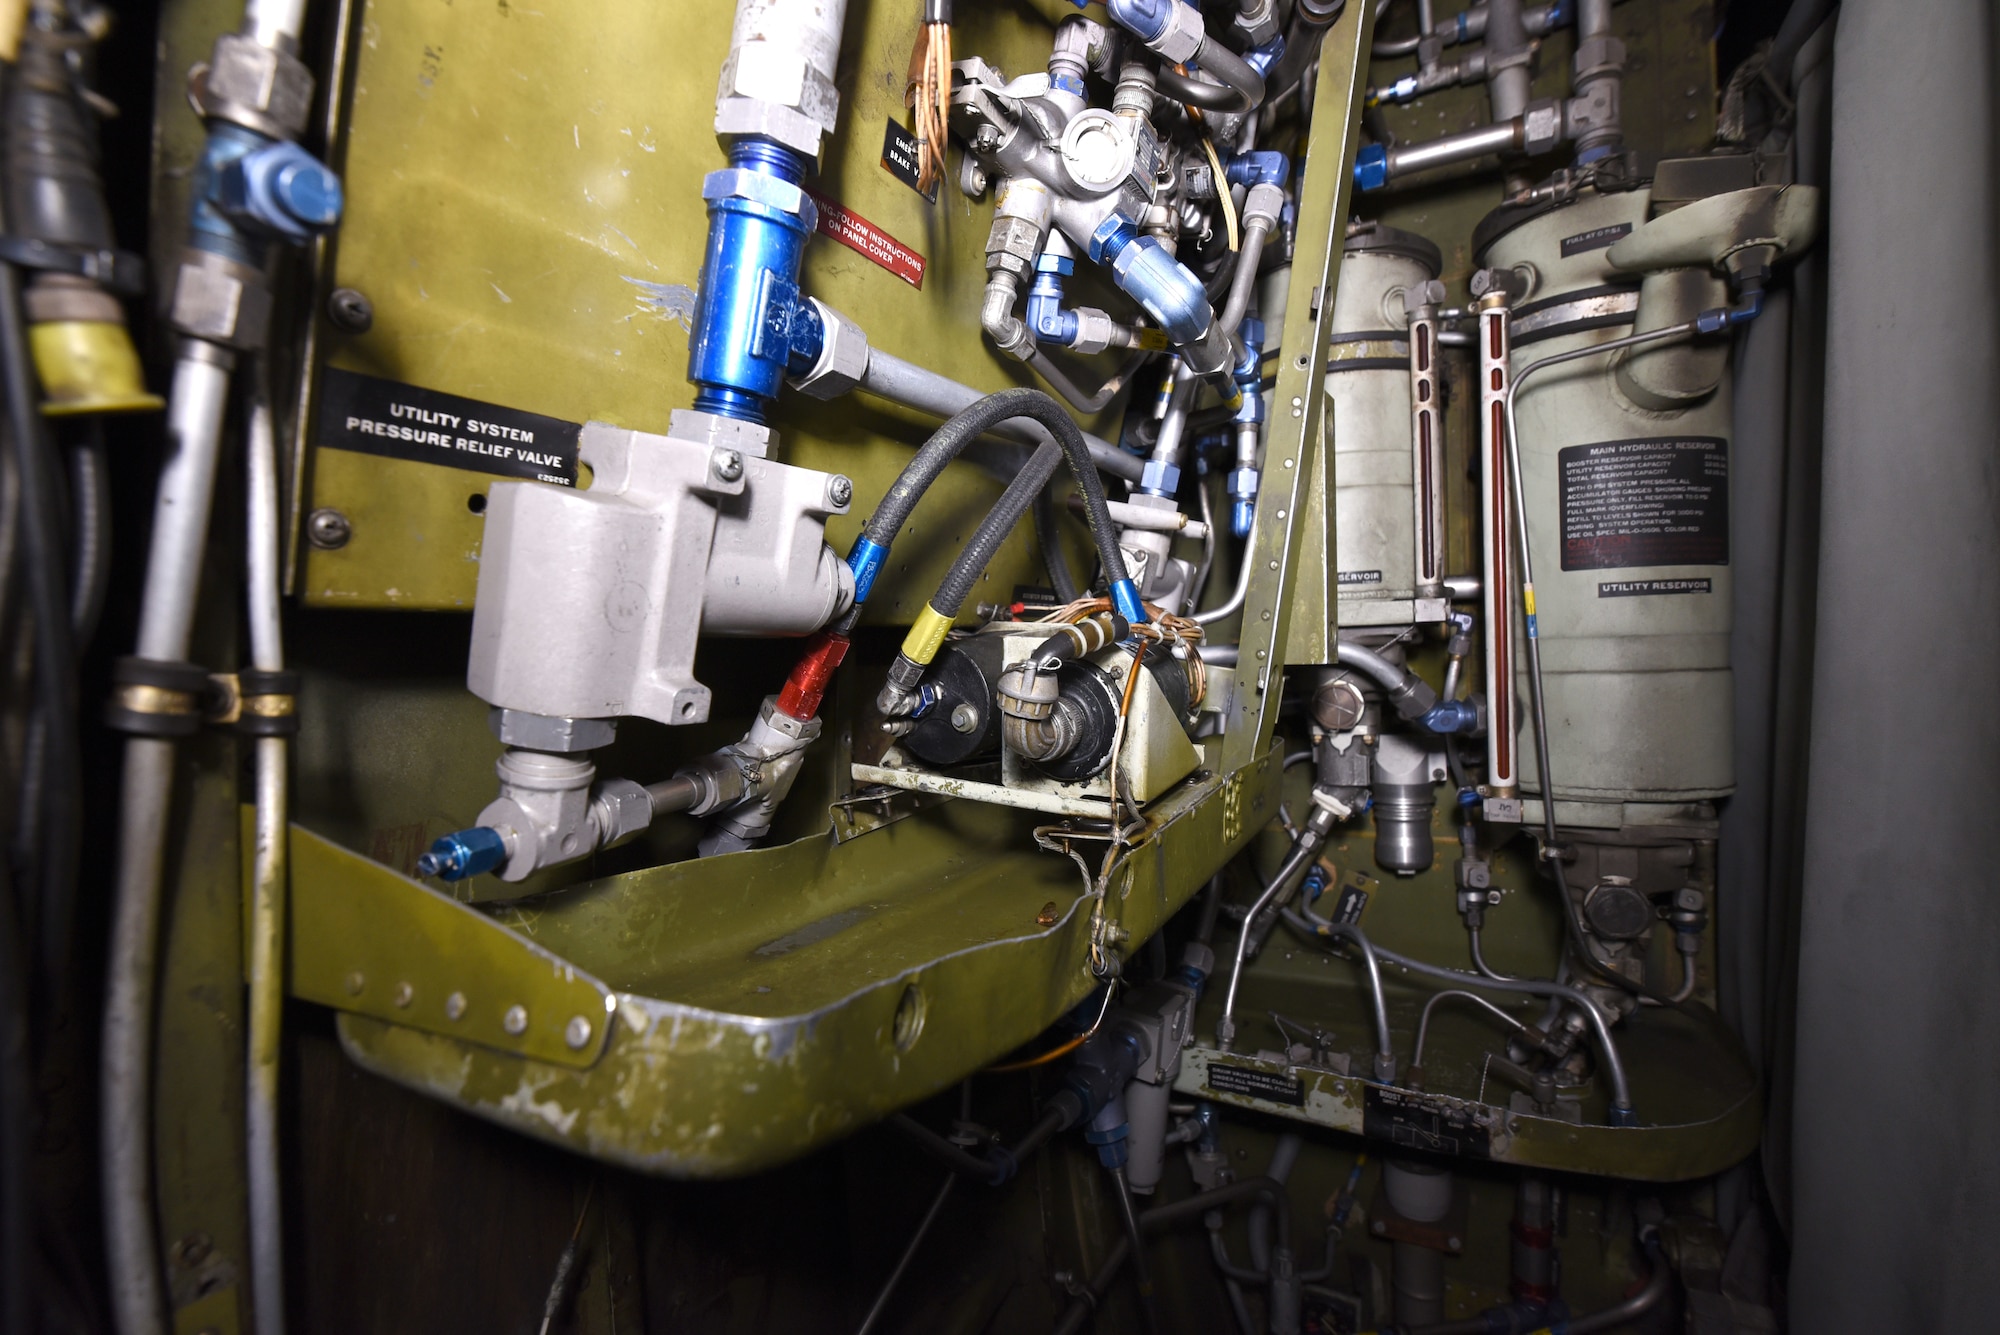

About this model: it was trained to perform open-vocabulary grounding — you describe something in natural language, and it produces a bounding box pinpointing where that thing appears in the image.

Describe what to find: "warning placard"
[1558,436,1728,571]
[805,188,927,289]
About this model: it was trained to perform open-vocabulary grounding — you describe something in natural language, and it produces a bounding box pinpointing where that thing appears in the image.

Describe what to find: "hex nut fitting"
[200,33,315,139]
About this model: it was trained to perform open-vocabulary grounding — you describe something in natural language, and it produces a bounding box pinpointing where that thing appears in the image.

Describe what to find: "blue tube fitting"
[1110,578,1150,625]
[1106,232,1213,347]
[1138,459,1181,497]
[188,123,278,266]
[1354,143,1389,192]
[1224,151,1291,188]
[1245,35,1286,76]
[687,138,820,424]
[416,826,508,882]
[1027,251,1080,346]
[1229,493,1257,538]
[847,537,890,603]
[1421,698,1482,735]
[1104,0,1179,44]
[215,139,344,244]
[1695,290,1764,335]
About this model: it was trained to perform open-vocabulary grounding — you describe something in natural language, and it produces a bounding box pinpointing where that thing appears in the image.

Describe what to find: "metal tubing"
[1387,119,1523,178]
[245,389,288,1335]
[853,1173,955,1335]
[1302,914,1635,1116]
[858,347,1141,481]
[104,345,234,1335]
[1485,0,1532,121]
[1411,989,1529,1070]
[245,0,311,50]
[1218,802,1343,1050]
[1218,217,1272,335]
[1110,1164,1163,1334]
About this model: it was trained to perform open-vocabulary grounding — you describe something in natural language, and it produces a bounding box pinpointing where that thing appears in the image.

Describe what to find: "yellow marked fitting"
[1522,588,1537,616]
[1222,388,1244,412]
[900,604,955,665]
[1135,328,1170,351]
[29,321,164,415]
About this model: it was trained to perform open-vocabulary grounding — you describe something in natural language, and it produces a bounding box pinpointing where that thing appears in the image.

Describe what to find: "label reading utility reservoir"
[317,368,580,486]
[806,189,927,289]
[1559,221,1633,257]
[1337,569,1384,587]
[880,118,938,201]
[1207,1063,1307,1107]
[1599,578,1714,598]
[1558,436,1728,571]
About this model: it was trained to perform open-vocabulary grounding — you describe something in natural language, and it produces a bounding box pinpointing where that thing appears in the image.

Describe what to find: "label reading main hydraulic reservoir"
[1558,436,1728,571]
[1559,221,1633,257]
[805,188,927,289]
[1363,1086,1492,1158]
[1207,1062,1307,1107]
[317,368,580,486]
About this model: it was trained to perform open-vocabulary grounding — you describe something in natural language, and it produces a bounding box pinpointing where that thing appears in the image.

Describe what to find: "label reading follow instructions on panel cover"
[1558,436,1728,571]
[317,368,580,486]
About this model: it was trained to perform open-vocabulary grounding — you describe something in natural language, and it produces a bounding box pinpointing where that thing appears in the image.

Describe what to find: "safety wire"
[909,2,953,197]
[986,981,1119,1072]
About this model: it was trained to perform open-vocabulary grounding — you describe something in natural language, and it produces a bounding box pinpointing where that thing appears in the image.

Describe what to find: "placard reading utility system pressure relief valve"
[1557,436,1728,571]
[317,368,581,487]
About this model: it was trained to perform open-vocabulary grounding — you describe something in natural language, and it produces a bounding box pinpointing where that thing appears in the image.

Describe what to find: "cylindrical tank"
[1325,222,1443,627]
[1479,189,1733,817]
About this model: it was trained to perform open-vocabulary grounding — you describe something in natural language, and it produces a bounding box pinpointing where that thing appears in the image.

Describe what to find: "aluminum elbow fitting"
[1104,0,1205,64]
[981,272,1035,361]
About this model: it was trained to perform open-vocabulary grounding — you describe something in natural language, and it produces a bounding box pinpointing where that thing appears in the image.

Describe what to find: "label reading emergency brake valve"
[880,118,938,202]
[1558,436,1728,572]
[316,368,581,487]
[1207,1062,1307,1107]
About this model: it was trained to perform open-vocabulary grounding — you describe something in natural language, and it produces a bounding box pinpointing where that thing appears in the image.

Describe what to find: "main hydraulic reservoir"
[1480,189,1734,823]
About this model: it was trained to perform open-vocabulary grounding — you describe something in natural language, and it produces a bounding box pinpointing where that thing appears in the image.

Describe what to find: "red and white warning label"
[806,189,927,289]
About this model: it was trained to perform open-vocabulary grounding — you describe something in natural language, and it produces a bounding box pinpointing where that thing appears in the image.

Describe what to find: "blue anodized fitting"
[416,826,509,882]
[1224,150,1291,188]
[1089,217,1214,349]
[1353,142,1390,192]
[687,138,822,424]
[1228,316,1265,537]
[1026,250,1080,347]
[192,122,343,265]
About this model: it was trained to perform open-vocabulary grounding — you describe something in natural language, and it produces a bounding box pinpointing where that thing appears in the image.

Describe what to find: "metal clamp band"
[0,236,147,296]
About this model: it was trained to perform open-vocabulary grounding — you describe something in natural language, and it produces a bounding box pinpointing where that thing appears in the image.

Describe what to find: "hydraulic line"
[1286,908,1636,1121]
[1376,1240,1671,1335]
[928,440,1063,621]
[0,209,80,1002]
[1216,797,1344,1051]
[1032,482,1084,603]
[1194,541,1253,625]
[104,344,232,1335]
[243,387,289,1335]
[1410,989,1531,1072]
[853,1172,955,1335]
[1052,1176,1293,1335]
[886,1105,1068,1186]
[1110,1163,1163,1335]
[68,422,111,644]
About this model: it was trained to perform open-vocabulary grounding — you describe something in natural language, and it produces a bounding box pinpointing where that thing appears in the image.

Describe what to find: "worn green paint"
[299,0,1099,612]
[287,824,616,1066]
[317,751,1279,1176]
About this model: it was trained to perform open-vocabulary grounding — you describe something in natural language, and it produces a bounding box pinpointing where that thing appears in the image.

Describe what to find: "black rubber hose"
[68,420,110,645]
[907,390,1130,618]
[1158,38,1266,114]
[0,254,79,1000]
[1032,474,1084,602]
[931,441,1062,619]
[0,859,32,1335]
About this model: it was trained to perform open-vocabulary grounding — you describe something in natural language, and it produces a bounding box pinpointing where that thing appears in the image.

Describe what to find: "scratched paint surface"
[303,0,1109,609]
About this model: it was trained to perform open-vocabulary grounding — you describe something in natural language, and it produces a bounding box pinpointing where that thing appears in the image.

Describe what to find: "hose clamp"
[0,237,147,296]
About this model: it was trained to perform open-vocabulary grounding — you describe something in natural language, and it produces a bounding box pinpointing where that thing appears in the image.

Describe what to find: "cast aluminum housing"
[466,411,854,728]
